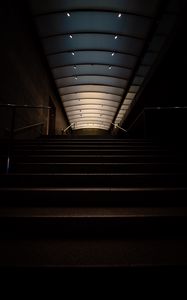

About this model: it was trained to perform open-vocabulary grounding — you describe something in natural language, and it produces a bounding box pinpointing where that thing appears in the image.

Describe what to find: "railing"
[62,123,75,134]
[13,122,44,134]
[0,103,51,173]
[145,106,187,111]
[111,106,187,137]
[124,106,187,135]
[111,122,127,133]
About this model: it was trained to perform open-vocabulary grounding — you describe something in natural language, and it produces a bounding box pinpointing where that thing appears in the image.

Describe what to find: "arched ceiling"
[28,0,179,131]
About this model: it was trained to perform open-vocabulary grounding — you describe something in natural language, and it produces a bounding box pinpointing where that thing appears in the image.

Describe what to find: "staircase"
[0,136,187,271]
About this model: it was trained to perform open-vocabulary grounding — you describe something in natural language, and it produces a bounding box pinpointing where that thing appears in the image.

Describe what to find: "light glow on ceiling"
[29,0,179,131]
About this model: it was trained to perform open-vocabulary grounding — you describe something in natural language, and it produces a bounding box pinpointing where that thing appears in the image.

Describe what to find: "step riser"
[10,156,178,164]
[0,217,187,238]
[10,163,187,173]
[4,149,170,155]
[11,144,167,149]
[0,238,187,268]
[0,174,186,188]
[0,189,186,207]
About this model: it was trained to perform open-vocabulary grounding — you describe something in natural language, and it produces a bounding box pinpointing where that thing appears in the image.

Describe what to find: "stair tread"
[0,207,187,218]
[2,172,186,175]
[0,239,187,267]
[1,187,186,191]
[1,137,187,269]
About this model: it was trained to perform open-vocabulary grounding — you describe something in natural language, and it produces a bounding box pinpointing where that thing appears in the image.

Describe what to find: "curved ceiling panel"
[28,0,179,131]
[55,76,128,89]
[36,12,151,39]
[48,51,137,69]
[70,117,112,122]
[67,110,114,116]
[59,85,124,96]
[43,34,144,56]
[63,99,119,108]
[61,92,121,102]
[30,0,160,17]
[52,65,132,80]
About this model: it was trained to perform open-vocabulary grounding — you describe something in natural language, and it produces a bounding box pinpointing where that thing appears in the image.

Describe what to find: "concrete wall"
[0,0,68,138]
[122,15,187,140]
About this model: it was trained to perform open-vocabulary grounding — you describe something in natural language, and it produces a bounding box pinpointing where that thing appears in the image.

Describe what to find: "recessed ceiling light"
[109,66,112,70]
[115,35,118,39]
[72,52,75,56]
[111,52,115,56]
[67,12,71,17]
[69,35,73,39]
[73,65,77,69]
[75,76,78,80]
[118,13,122,18]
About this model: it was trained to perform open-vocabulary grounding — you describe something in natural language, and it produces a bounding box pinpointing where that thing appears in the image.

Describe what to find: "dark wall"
[0,0,68,138]
[122,7,187,140]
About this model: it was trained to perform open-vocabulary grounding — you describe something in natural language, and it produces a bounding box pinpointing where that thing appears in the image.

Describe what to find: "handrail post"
[143,110,147,138]
[6,106,16,174]
[46,107,51,135]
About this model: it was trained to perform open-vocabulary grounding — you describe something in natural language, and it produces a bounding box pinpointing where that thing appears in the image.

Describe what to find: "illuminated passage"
[28,0,178,130]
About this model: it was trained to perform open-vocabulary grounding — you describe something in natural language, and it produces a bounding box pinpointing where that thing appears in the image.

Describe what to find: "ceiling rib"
[51,63,133,71]
[64,102,118,108]
[42,31,145,41]
[46,49,139,58]
[34,9,155,20]
[67,109,115,114]
[60,90,123,97]
[55,74,130,81]
[67,112,114,117]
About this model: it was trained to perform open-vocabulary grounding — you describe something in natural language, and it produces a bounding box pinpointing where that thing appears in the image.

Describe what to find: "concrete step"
[11,148,170,155]
[0,173,186,188]
[0,187,186,207]
[11,154,178,164]
[10,161,187,173]
[0,237,186,268]
[0,207,187,238]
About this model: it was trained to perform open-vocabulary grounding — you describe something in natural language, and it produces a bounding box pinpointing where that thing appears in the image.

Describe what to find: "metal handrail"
[125,105,187,134]
[63,123,75,133]
[111,123,127,132]
[14,122,44,133]
[145,106,187,110]
[0,103,51,174]
[113,106,187,135]
[0,103,51,109]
